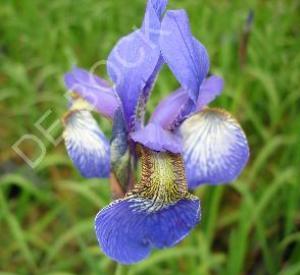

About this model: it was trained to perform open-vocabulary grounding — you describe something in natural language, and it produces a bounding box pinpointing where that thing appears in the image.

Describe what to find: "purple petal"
[180,109,249,188]
[150,88,189,129]
[160,10,210,104]
[151,76,224,130]
[146,197,200,248]
[142,0,168,38]
[95,196,200,264]
[63,110,110,178]
[135,0,168,123]
[131,123,183,153]
[197,75,224,111]
[95,198,150,265]
[136,56,164,123]
[64,67,119,118]
[107,0,167,130]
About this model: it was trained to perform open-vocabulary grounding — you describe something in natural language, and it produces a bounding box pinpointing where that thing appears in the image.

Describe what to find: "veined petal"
[95,145,200,264]
[196,75,224,111]
[63,110,110,178]
[160,10,209,104]
[107,0,167,130]
[64,67,119,118]
[95,196,200,264]
[95,198,150,265]
[146,197,200,248]
[130,123,183,153]
[180,108,249,188]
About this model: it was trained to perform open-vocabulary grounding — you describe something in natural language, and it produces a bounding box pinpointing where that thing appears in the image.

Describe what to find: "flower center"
[127,144,190,212]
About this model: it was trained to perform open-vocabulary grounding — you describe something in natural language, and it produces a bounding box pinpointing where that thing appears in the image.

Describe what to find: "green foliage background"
[0,0,300,274]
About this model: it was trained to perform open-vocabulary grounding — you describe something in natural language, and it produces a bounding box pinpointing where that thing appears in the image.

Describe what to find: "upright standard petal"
[135,0,168,124]
[64,67,120,119]
[141,0,168,38]
[63,110,110,178]
[107,0,167,130]
[135,56,164,124]
[180,108,249,188]
[160,10,210,104]
[131,123,183,153]
[95,145,200,264]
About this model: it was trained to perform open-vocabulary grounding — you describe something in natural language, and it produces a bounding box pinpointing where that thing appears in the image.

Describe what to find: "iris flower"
[62,0,249,265]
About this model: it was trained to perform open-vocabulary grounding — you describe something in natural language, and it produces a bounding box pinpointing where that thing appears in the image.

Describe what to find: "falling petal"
[181,108,249,188]
[95,196,200,264]
[63,110,110,178]
[95,145,200,264]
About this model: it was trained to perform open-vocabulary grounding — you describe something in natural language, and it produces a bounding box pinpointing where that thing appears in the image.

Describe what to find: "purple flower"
[62,0,249,265]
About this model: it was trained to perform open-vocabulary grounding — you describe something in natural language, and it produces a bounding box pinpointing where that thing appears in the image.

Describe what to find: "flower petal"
[94,196,200,264]
[136,56,164,124]
[160,10,210,104]
[141,0,168,37]
[63,110,110,178]
[180,108,249,188]
[196,75,224,111]
[150,88,189,129]
[131,123,183,153]
[107,31,160,130]
[136,0,168,122]
[64,67,119,118]
[150,76,224,130]
[146,197,200,248]
[107,0,167,130]
[95,198,150,265]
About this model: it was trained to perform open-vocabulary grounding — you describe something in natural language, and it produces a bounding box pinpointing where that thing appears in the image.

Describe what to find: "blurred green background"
[1,0,300,274]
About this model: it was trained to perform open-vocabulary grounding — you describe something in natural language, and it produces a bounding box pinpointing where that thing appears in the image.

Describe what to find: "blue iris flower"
[62,0,249,265]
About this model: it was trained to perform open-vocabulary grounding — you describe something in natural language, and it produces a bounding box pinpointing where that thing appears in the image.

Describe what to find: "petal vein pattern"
[94,145,200,264]
[181,108,249,188]
[63,110,110,178]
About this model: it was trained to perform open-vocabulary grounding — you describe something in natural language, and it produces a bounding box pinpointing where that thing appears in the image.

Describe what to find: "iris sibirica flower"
[62,0,249,265]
